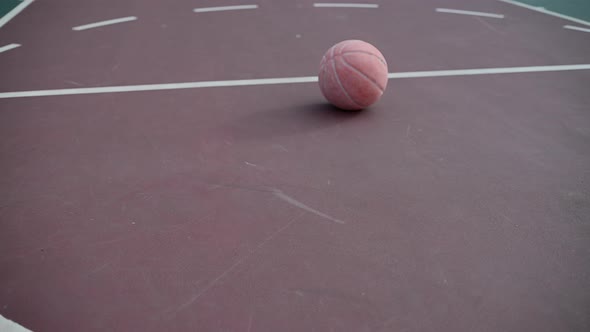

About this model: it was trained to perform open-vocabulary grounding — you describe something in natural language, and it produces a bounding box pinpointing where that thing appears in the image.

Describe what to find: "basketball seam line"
[338,42,349,55]
[341,50,387,66]
[330,47,363,108]
[340,55,385,93]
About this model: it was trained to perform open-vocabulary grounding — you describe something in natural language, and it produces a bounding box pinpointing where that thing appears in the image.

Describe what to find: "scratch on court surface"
[273,144,289,152]
[288,288,371,305]
[64,80,84,87]
[475,17,503,34]
[163,213,304,317]
[89,234,137,247]
[244,161,264,170]
[86,262,112,276]
[272,189,346,224]
[499,213,513,222]
[211,184,345,224]
[211,183,272,193]
[247,312,255,332]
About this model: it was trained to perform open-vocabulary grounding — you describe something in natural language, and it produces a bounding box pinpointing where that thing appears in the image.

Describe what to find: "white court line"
[72,16,138,31]
[0,43,21,54]
[387,64,590,78]
[0,64,589,99]
[436,8,504,19]
[497,0,590,27]
[0,0,34,29]
[563,25,590,33]
[193,5,258,13]
[313,3,379,9]
[0,314,32,332]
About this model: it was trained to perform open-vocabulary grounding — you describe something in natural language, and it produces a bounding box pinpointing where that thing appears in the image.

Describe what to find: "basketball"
[318,40,388,110]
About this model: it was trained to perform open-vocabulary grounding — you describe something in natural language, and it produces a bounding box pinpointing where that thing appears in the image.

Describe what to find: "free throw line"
[72,16,138,31]
[0,43,21,54]
[563,25,590,33]
[193,5,258,13]
[497,0,590,27]
[0,0,34,29]
[1,64,589,99]
[436,8,504,19]
[313,3,379,9]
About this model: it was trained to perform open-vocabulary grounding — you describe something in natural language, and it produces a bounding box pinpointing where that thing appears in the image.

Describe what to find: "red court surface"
[1,1,589,331]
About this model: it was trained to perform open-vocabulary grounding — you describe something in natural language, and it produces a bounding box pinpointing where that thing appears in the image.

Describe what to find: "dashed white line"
[193,5,258,13]
[0,43,21,54]
[72,16,138,31]
[0,64,589,99]
[0,0,34,29]
[497,0,590,27]
[563,25,590,33]
[436,8,504,19]
[313,3,379,9]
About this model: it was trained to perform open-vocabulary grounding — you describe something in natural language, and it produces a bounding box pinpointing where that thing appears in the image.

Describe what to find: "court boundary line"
[313,3,379,9]
[497,0,590,27]
[72,16,138,31]
[193,5,258,13]
[0,43,21,53]
[0,64,589,99]
[0,0,34,29]
[435,8,504,19]
[563,25,590,33]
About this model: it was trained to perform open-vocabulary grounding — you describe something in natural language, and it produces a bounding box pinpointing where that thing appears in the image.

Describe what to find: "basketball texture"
[318,40,388,110]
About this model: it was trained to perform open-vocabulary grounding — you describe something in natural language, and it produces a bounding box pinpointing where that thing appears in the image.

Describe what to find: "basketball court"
[1,0,589,331]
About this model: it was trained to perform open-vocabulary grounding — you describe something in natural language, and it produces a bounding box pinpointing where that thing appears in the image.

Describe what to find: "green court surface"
[515,0,590,21]
[0,0,22,18]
